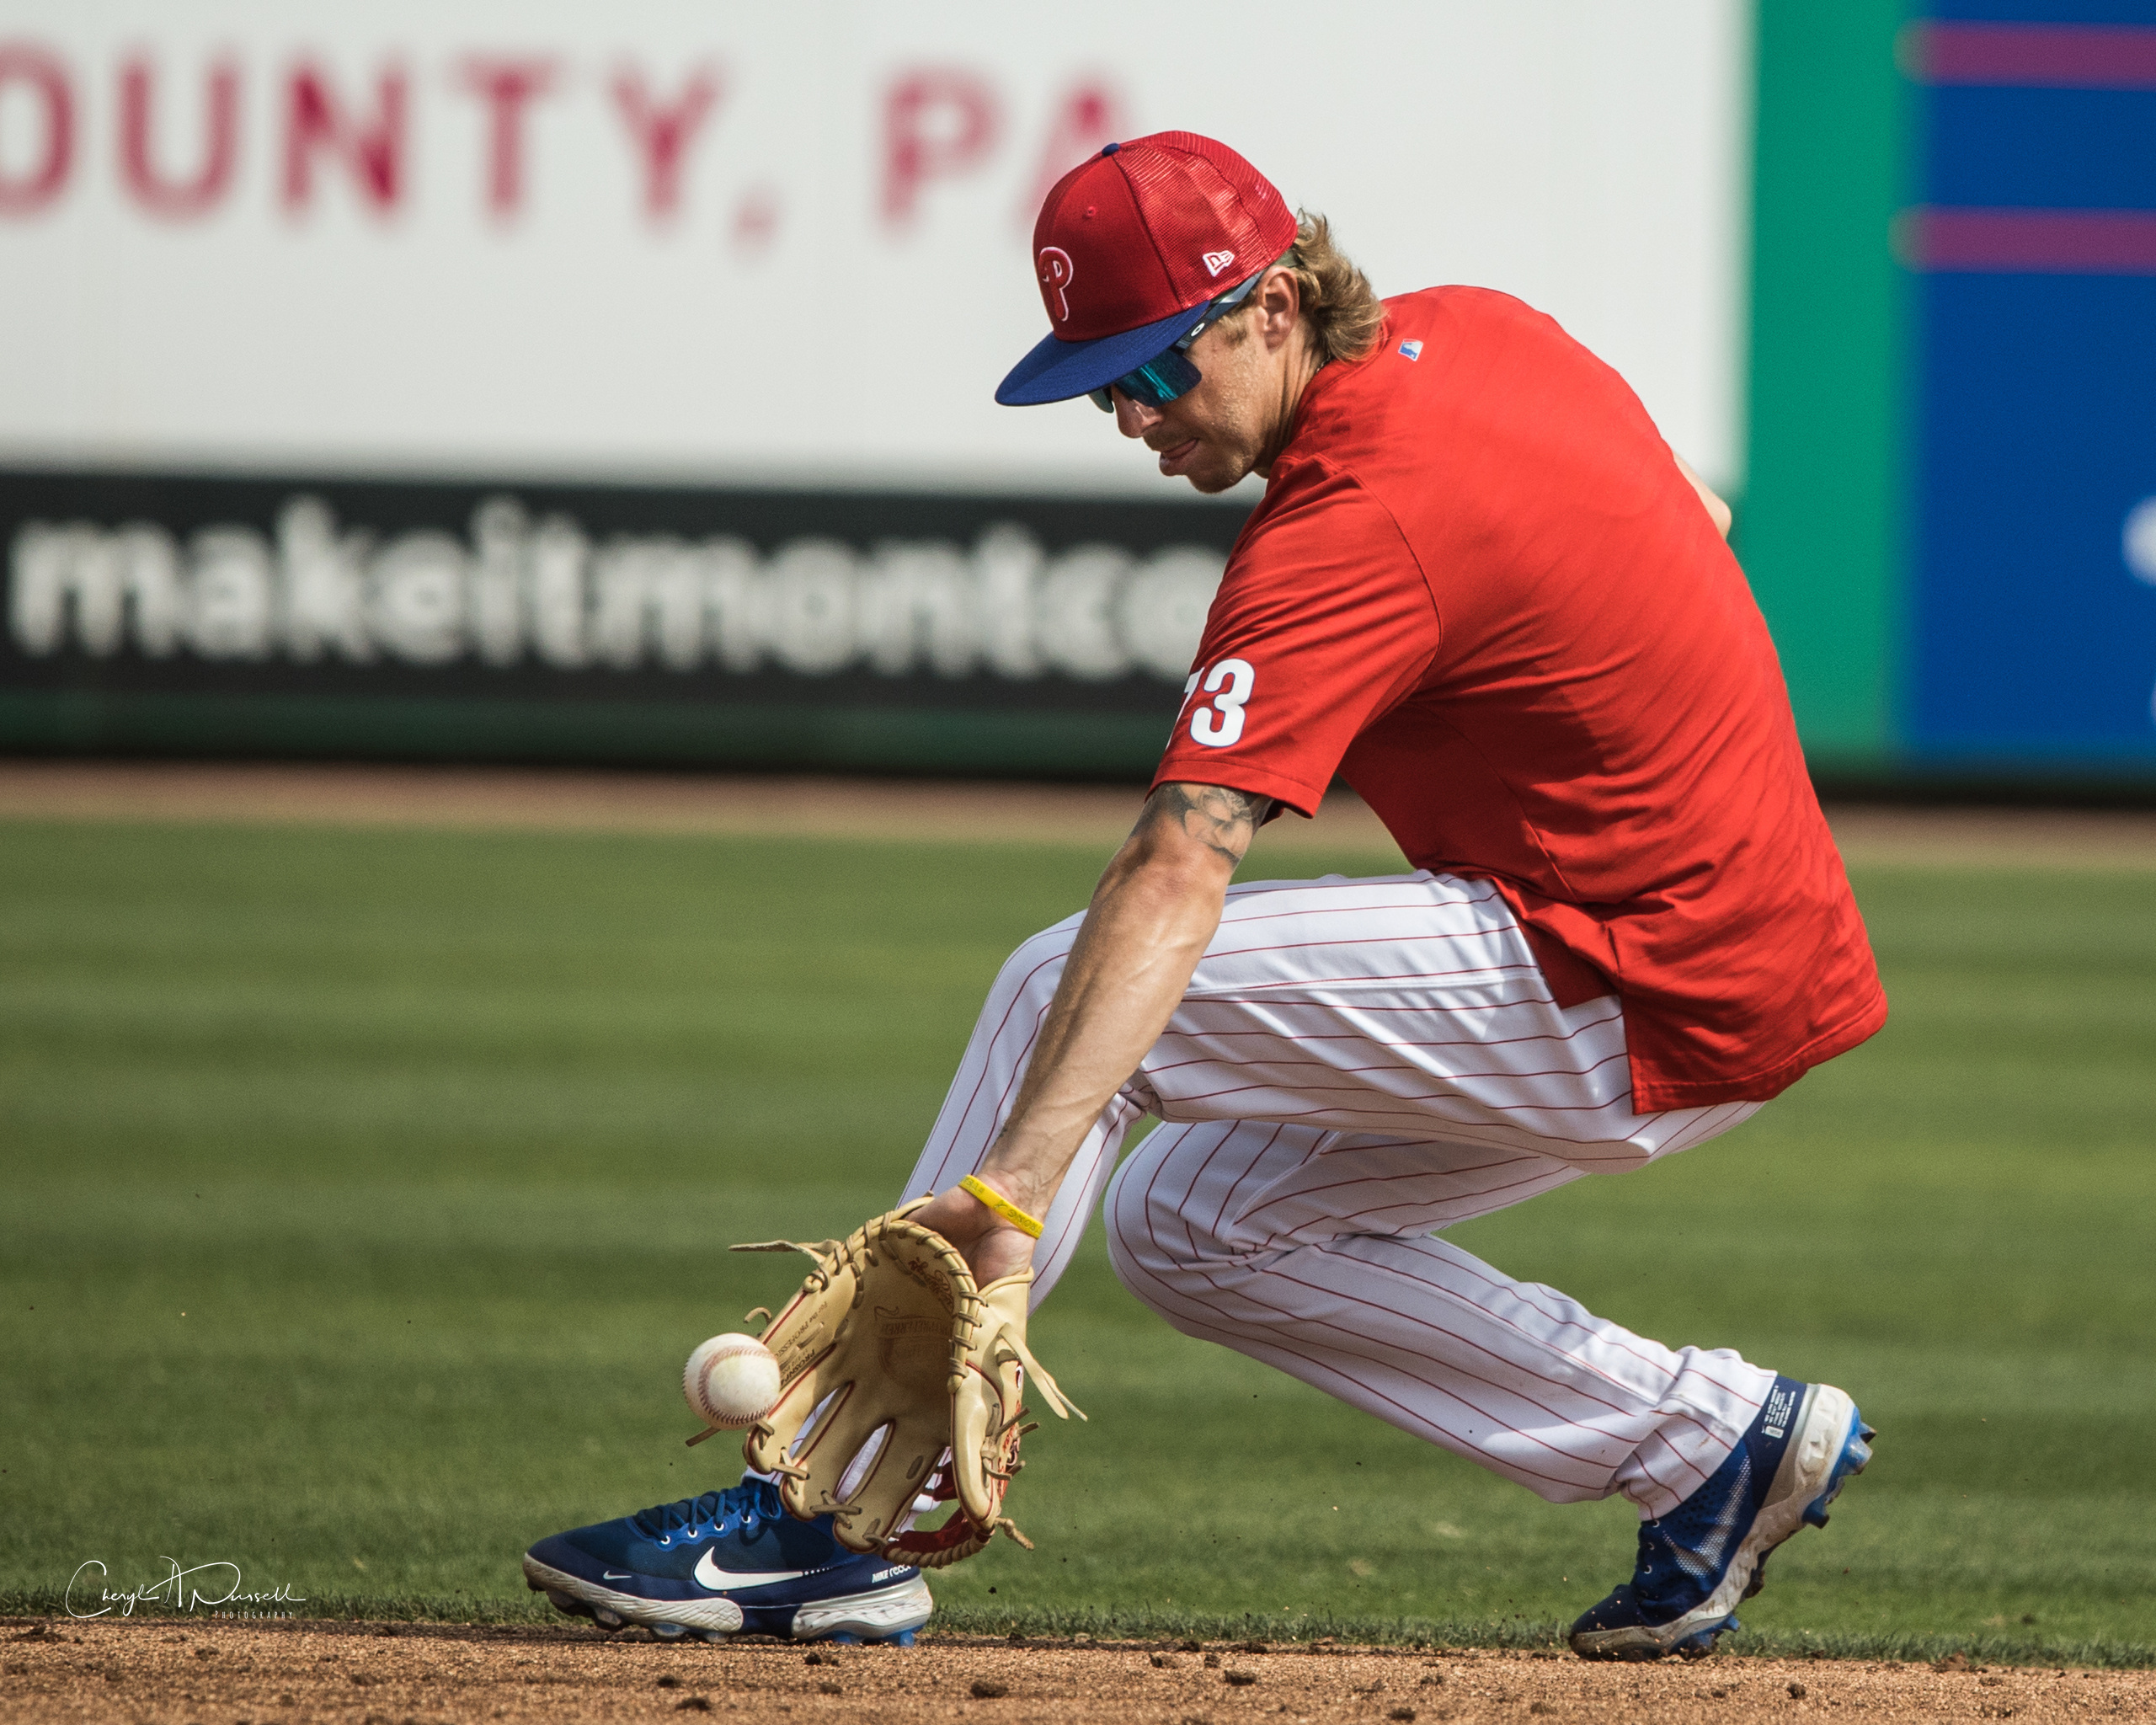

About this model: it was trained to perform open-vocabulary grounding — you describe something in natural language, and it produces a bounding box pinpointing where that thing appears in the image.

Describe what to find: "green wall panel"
[1744,0,1912,772]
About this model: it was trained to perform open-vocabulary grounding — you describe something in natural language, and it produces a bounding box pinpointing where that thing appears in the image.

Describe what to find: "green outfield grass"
[2,817,2151,1664]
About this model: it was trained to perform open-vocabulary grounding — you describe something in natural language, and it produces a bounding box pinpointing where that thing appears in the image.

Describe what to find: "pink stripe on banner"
[1896,206,2156,275]
[1902,22,2156,88]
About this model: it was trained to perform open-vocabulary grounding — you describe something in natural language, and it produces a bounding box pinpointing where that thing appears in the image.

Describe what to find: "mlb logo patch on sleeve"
[1397,339,1423,361]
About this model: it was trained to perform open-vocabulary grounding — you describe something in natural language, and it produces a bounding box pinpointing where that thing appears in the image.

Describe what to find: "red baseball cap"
[995,131,1298,406]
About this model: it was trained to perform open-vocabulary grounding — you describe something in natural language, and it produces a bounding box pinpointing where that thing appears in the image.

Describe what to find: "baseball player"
[526,131,1885,1661]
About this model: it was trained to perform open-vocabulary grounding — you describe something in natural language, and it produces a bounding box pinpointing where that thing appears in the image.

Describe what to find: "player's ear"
[1255,265,1302,353]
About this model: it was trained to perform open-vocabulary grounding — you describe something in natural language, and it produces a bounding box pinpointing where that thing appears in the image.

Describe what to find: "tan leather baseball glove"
[725,1200,1082,1567]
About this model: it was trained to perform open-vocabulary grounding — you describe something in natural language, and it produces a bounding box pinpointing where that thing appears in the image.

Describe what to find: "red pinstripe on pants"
[903,871,1774,1519]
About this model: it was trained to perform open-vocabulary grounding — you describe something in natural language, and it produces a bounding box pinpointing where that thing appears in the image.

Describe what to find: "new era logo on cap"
[1202,249,1236,277]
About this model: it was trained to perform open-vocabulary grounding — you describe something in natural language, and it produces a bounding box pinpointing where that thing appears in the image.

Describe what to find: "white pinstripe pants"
[902,871,1775,1518]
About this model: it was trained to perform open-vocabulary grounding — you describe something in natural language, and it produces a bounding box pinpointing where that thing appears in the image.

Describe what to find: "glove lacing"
[734,1209,1077,1564]
[744,1226,990,1488]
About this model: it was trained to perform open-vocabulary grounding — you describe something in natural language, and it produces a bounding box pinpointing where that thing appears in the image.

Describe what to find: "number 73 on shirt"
[1181,658,1256,748]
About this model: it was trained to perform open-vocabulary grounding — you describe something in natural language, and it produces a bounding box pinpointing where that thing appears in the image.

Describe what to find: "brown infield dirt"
[7,1619,2152,1725]
[1,759,2153,870]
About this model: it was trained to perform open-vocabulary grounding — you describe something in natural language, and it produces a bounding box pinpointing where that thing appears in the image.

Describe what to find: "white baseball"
[684,1332,782,1429]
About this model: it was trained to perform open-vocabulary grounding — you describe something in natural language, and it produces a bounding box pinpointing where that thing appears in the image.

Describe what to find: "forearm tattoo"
[1140,782,1273,867]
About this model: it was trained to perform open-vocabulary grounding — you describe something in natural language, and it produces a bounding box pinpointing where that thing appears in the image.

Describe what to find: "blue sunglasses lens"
[1088,347,1204,414]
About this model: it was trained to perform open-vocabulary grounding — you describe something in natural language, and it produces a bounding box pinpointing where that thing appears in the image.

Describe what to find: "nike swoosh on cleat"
[693,1550,813,1591]
[601,1571,635,1581]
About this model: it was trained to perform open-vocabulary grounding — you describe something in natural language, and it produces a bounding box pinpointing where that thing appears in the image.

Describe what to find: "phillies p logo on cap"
[1038,247,1075,323]
[996,131,1298,407]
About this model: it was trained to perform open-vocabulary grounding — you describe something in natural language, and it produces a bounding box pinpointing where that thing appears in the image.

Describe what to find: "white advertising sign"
[0,1,1747,494]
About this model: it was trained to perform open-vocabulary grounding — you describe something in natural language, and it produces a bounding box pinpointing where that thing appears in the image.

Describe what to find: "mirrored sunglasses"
[1088,269,1267,414]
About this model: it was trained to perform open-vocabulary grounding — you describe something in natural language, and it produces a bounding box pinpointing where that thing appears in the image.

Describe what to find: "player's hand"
[910,1179,1040,1287]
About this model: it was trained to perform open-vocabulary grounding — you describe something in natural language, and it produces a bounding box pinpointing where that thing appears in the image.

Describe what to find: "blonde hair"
[1219,211,1385,366]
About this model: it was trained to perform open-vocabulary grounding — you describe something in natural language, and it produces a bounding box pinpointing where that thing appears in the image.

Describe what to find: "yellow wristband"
[959,1174,1044,1239]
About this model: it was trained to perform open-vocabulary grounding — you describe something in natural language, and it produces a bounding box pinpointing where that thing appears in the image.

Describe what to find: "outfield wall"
[0,471,1238,773]
[8,3,2152,786]
[0,1,1745,772]
[1748,0,2156,786]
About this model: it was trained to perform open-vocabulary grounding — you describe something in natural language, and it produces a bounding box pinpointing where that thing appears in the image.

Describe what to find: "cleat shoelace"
[629,1479,784,1544]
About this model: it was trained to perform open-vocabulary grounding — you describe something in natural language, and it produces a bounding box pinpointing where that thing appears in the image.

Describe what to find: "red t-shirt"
[1152,286,1886,1112]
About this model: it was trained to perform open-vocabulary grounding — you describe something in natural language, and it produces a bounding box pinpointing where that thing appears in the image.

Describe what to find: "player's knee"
[1102,1152,1160,1293]
[1102,1185,1180,1309]
[1102,1133,1225,1300]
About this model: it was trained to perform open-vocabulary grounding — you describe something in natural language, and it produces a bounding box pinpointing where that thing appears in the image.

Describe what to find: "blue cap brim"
[994,299,1215,406]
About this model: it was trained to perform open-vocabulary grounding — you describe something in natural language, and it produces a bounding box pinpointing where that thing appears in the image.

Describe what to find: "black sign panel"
[0,468,1251,775]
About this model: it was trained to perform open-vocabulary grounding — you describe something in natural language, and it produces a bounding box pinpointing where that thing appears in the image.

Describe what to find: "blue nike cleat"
[1569,1378,1874,1663]
[522,1477,931,1644]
